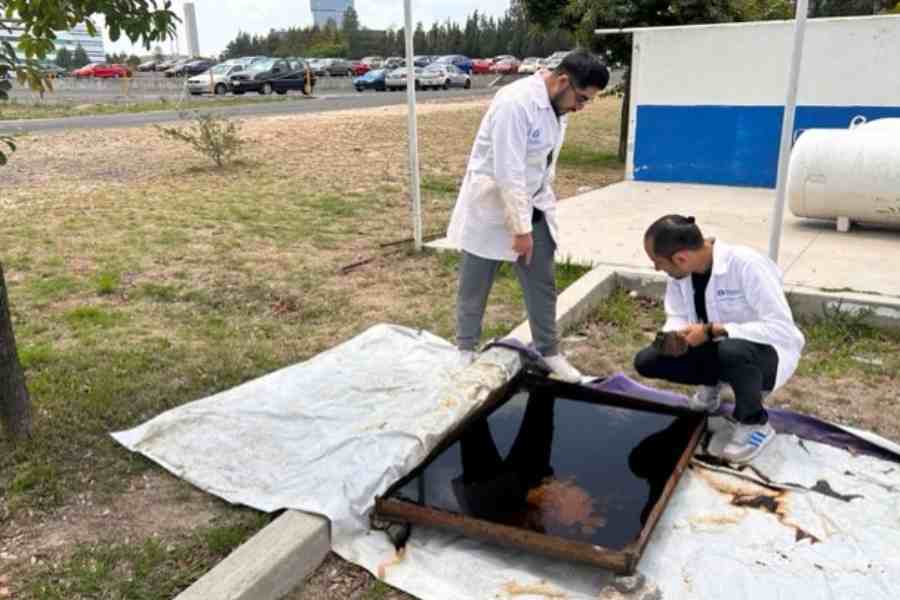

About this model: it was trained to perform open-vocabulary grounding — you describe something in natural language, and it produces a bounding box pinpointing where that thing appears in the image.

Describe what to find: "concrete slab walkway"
[432,181,900,298]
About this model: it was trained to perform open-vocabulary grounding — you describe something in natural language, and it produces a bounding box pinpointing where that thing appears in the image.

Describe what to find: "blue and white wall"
[627,15,900,188]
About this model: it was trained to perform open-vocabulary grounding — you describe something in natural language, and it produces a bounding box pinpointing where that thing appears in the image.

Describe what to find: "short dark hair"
[556,49,609,90]
[644,215,704,258]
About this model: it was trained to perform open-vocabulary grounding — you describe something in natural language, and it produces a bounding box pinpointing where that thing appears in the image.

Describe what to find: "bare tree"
[0,263,31,440]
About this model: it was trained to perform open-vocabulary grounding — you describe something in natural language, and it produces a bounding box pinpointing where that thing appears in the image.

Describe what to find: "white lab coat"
[662,241,805,391]
[447,74,567,261]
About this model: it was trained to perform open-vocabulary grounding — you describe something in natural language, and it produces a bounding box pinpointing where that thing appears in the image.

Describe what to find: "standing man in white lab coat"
[447,49,609,382]
[634,215,806,463]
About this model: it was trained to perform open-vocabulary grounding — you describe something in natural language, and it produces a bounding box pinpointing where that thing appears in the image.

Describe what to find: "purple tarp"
[489,339,900,464]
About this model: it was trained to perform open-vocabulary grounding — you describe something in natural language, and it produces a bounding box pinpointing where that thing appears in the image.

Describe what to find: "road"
[0,69,623,134]
[0,88,497,134]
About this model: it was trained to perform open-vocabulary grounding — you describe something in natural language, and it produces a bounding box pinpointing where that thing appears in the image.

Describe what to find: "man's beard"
[550,85,568,117]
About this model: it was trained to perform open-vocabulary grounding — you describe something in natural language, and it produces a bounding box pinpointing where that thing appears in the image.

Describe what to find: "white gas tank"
[787,117,900,232]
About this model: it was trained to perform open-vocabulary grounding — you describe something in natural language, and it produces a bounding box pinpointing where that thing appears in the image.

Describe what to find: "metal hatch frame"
[373,371,705,575]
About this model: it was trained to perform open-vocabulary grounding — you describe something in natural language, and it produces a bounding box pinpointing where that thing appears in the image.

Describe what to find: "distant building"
[183,2,200,57]
[0,19,105,63]
[310,0,354,28]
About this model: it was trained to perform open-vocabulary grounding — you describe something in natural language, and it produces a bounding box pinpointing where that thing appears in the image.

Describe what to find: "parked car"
[353,68,386,92]
[415,67,445,90]
[385,67,421,91]
[517,57,542,74]
[434,54,473,74]
[187,63,246,95]
[307,58,326,75]
[491,58,520,74]
[137,60,159,72]
[155,59,178,71]
[162,59,191,77]
[220,57,261,70]
[315,58,353,76]
[183,59,217,76]
[72,63,131,78]
[229,56,269,66]
[229,58,316,95]
[471,58,494,75]
[165,59,215,77]
[360,56,383,68]
[544,50,572,70]
[421,64,471,90]
[413,55,432,68]
[383,56,404,70]
[351,61,370,76]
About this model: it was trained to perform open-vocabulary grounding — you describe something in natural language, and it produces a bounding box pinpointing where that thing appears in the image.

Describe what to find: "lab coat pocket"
[467,173,507,225]
[713,294,752,324]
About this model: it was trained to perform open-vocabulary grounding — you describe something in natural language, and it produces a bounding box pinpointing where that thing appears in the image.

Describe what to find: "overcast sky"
[102,0,511,57]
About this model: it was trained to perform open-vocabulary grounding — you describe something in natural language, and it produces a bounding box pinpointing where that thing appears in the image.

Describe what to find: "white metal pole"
[768,0,808,262]
[403,0,423,252]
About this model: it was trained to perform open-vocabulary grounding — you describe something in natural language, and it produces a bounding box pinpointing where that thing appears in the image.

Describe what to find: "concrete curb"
[613,267,900,329]
[509,266,618,344]
[175,262,900,600]
[174,510,330,600]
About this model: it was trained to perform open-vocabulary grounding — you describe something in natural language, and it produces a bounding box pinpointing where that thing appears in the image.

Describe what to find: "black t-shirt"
[692,269,712,324]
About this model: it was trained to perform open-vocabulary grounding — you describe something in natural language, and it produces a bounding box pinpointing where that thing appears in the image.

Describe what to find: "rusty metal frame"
[374,372,705,575]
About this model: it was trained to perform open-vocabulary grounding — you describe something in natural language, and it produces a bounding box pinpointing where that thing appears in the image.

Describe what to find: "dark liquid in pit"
[389,382,698,550]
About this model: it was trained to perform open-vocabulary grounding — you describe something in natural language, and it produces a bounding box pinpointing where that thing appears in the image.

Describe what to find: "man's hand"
[652,331,689,357]
[679,324,709,347]
[512,233,533,265]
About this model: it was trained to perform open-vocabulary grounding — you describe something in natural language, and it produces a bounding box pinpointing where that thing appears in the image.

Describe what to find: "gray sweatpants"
[456,217,558,356]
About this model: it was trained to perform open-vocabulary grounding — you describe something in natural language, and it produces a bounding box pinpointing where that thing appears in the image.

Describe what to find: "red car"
[471,58,494,75]
[491,59,520,75]
[351,61,370,77]
[72,63,132,78]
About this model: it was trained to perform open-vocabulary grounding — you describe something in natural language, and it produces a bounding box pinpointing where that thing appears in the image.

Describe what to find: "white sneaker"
[688,384,722,413]
[542,354,584,384]
[458,350,476,368]
[722,421,776,464]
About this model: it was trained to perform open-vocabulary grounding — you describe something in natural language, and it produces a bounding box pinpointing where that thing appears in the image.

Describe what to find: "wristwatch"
[704,322,714,341]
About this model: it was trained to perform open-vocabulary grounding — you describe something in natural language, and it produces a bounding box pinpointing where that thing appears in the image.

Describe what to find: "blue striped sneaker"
[722,421,776,464]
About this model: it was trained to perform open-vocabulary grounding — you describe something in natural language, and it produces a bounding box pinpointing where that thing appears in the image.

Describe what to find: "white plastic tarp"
[113,324,900,600]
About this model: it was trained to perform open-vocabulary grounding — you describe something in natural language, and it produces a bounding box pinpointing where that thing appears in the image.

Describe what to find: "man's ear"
[671,250,690,268]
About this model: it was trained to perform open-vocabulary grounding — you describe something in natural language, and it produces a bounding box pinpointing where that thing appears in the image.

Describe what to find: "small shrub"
[95,270,120,295]
[156,111,242,168]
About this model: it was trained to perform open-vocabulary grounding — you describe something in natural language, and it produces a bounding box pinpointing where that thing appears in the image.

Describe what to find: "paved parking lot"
[0,87,496,133]
[2,72,499,105]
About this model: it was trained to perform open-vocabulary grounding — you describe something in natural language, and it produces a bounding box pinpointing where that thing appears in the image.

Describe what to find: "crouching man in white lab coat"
[447,49,609,382]
[634,215,805,463]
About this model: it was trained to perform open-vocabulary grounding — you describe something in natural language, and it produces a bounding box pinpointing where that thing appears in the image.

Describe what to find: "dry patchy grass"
[0,95,624,599]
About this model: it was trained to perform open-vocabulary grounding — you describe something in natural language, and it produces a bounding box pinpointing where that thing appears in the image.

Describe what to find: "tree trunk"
[618,66,631,164]
[0,262,31,441]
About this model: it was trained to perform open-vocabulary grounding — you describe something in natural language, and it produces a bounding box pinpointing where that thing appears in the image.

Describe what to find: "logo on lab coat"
[717,289,742,299]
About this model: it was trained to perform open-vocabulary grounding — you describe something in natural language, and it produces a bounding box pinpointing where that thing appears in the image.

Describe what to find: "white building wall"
[626,15,900,188]
[1,20,105,63]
